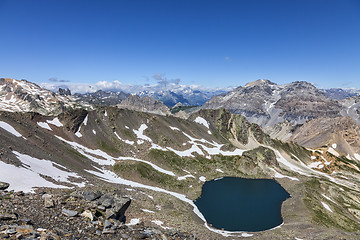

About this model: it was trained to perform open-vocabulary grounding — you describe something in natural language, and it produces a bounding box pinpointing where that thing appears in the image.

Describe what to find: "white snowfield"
[55,136,175,176]
[0,121,23,137]
[194,116,210,129]
[47,117,63,127]
[0,151,85,192]
[129,123,245,157]
[167,132,245,157]
[133,124,152,142]
[37,122,52,131]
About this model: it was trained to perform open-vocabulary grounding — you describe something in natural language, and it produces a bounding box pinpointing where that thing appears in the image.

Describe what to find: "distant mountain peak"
[245,79,275,87]
[117,95,170,116]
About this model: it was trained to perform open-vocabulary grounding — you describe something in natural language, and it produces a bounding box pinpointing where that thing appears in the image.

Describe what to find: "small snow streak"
[321,202,333,212]
[0,121,23,137]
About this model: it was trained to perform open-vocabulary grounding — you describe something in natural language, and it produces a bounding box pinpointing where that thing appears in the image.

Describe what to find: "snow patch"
[37,122,52,131]
[216,169,224,173]
[270,168,299,181]
[0,121,23,137]
[133,124,152,142]
[152,220,172,229]
[55,136,115,165]
[194,116,209,129]
[322,194,337,205]
[354,153,360,161]
[47,117,63,127]
[141,209,155,213]
[83,114,89,125]
[241,233,254,237]
[321,202,333,212]
[168,132,245,157]
[127,218,140,226]
[75,126,83,137]
[309,161,323,169]
[332,143,337,149]
[92,129,96,135]
[169,126,180,131]
[177,174,195,180]
[199,176,206,182]
[327,147,339,157]
[0,151,84,192]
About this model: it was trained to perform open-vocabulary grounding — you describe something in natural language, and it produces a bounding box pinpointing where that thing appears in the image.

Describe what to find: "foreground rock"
[0,188,197,240]
[0,182,9,190]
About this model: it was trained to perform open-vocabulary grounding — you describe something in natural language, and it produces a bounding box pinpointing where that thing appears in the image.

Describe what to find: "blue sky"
[1,0,359,90]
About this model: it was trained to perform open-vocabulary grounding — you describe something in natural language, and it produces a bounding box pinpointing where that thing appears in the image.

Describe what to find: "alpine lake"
[194,177,290,232]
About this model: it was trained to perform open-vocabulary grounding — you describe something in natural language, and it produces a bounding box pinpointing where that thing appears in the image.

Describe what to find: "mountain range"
[1,77,360,239]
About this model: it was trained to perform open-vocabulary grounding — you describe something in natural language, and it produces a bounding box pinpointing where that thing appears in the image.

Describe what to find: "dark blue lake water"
[194,177,290,232]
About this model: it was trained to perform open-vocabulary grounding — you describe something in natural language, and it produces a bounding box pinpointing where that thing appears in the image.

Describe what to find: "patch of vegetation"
[170,105,198,114]
[97,139,118,154]
[67,148,87,159]
[113,162,188,191]
[303,179,360,232]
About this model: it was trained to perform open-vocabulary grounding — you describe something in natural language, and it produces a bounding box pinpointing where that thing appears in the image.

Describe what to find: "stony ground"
[0,186,197,240]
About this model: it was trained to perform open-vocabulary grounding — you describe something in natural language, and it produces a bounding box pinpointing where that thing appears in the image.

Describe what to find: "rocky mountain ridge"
[202,79,345,127]
[74,90,129,106]
[0,78,92,115]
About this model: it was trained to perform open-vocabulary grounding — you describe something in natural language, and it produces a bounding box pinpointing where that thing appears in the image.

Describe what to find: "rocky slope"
[0,186,196,240]
[0,78,92,115]
[2,106,360,238]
